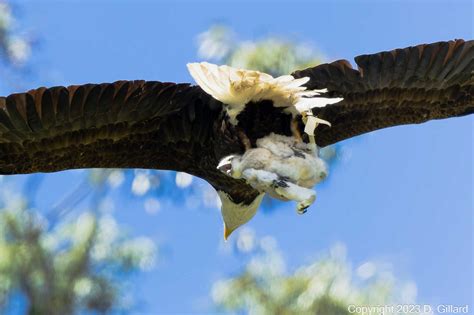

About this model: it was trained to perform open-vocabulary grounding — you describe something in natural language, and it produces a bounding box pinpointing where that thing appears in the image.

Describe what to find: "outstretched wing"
[0,80,220,174]
[293,39,473,147]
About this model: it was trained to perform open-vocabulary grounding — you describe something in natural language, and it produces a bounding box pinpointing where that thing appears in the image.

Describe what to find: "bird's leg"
[241,168,279,191]
[291,117,304,143]
[272,180,316,214]
[302,111,332,145]
[241,168,316,214]
[236,127,252,151]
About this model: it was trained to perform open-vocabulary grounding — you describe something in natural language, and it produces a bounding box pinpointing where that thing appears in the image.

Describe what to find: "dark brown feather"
[0,81,214,172]
[0,40,472,206]
[0,80,259,204]
[292,39,473,147]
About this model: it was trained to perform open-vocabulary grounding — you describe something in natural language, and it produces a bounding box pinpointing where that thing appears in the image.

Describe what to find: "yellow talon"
[302,111,331,144]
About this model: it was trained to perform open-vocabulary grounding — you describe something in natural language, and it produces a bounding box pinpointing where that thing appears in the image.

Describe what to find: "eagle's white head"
[217,191,265,240]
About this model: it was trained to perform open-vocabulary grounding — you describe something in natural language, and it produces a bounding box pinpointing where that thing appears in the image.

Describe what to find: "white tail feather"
[187,62,343,125]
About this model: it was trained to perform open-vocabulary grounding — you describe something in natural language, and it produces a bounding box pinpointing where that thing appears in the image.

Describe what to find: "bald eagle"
[0,39,472,238]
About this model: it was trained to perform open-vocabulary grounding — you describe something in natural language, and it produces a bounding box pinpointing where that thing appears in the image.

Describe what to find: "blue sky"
[3,0,473,313]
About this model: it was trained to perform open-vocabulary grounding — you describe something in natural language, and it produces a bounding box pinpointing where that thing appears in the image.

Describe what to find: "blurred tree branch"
[213,232,420,315]
[0,193,156,314]
[197,25,323,76]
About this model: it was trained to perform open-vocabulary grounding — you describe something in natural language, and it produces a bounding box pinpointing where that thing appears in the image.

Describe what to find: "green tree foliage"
[0,175,156,314]
[212,231,419,315]
[197,25,323,76]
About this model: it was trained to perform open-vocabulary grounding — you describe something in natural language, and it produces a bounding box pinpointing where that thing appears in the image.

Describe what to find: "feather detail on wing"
[0,81,218,174]
[292,39,474,147]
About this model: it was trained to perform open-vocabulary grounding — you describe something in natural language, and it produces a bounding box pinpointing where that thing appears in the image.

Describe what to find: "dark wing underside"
[293,39,473,147]
[0,80,260,203]
[0,39,472,206]
[0,81,220,174]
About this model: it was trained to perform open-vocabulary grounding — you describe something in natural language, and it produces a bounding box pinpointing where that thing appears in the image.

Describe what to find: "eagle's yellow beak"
[223,224,235,241]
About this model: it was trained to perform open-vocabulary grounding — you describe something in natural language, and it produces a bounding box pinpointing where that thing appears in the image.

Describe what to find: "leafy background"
[0,1,472,314]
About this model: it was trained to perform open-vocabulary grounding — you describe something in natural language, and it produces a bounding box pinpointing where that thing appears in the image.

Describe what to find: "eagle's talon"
[217,155,235,176]
[297,207,308,215]
[296,193,316,214]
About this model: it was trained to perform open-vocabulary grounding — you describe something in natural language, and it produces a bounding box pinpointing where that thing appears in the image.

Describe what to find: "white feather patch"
[187,62,342,125]
[217,191,265,238]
